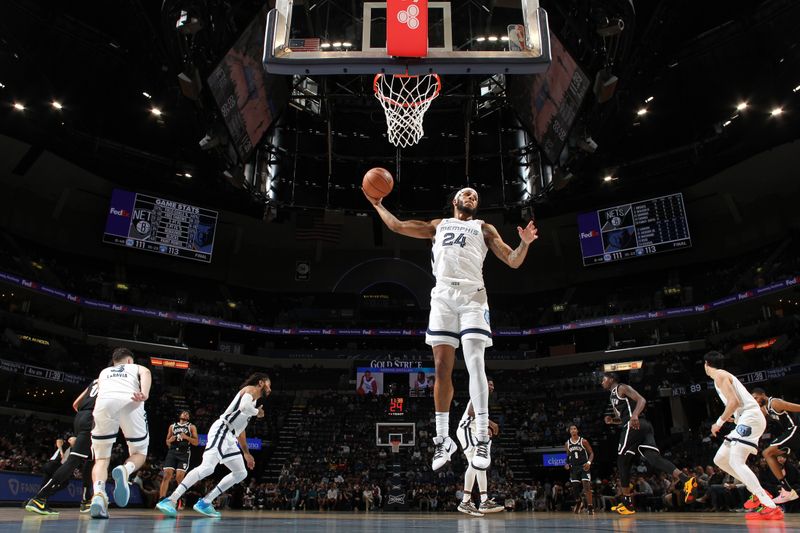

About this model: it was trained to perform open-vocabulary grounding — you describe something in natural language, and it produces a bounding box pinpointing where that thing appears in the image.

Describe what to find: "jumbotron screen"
[578,193,692,266]
[103,189,218,263]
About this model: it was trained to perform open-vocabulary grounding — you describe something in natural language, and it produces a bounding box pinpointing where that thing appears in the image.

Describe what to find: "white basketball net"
[373,73,441,147]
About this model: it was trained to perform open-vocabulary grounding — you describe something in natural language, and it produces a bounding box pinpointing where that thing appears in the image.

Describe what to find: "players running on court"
[704,352,783,520]
[751,387,800,504]
[365,186,537,472]
[25,379,98,515]
[159,410,198,506]
[600,372,695,515]
[456,378,503,517]
[565,424,595,515]
[157,372,271,518]
[90,348,152,519]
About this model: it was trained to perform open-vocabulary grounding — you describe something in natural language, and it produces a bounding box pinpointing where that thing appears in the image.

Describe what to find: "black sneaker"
[80,499,92,514]
[457,501,484,517]
[25,498,59,516]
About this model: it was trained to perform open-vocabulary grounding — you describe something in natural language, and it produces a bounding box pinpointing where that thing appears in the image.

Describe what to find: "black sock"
[779,478,792,492]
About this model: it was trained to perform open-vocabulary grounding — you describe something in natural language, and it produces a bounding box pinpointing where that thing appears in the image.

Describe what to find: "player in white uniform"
[365,187,537,472]
[89,348,152,519]
[157,372,271,518]
[704,351,783,521]
[456,379,503,516]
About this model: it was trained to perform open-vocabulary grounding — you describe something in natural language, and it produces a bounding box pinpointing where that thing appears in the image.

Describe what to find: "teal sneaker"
[193,499,222,518]
[156,498,178,517]
[111,465,130,508]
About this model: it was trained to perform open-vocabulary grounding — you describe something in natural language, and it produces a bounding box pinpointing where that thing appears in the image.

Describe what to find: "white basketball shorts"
[202,420,244,466]
[91,397,149,458]
[426,284,492,348]
[723,408,766,455]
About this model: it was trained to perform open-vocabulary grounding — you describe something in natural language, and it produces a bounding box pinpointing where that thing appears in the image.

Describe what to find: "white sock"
[123,462,136,476]
[480,492,488,503]
[435,412,449,439]
[478,471,488,498]
[94,480,106,495]
[463,466,477,501]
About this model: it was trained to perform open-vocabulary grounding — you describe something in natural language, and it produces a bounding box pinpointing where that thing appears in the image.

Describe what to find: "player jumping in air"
[365,187,537,472]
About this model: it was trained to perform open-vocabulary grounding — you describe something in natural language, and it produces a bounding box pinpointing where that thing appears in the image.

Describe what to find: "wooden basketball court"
[5,509,797,532]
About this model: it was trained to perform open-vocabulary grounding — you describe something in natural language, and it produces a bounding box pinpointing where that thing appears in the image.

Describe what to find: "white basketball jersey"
[714,371,760,421]
[97,363,142,400]
[218,390,259,436]
[431,218,488,287]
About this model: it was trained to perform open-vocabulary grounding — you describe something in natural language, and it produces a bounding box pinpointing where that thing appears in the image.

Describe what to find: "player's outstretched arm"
[771,398,800,413]
[362,188,438,239]
[483,221,538,269]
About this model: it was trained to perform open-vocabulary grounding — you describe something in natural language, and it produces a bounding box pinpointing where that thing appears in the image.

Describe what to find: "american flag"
[288,38,321,52]
[295,214,342,243]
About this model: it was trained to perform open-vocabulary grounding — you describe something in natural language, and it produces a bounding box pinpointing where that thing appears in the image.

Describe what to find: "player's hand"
[710,423,722,437]
[131,391,148,402]
[244,453,255,470]
[361,187,382,207]
[488,421,500,437]
[56,438,64,448]
[517,220,539,245]
[629,416,640,430]
[604,416,614,425]
[583,463,591,472]
[257,406,265,419]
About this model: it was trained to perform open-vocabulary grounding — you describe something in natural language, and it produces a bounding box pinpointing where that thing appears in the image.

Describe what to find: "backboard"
[263,0,551,75]
[376,422,416,447]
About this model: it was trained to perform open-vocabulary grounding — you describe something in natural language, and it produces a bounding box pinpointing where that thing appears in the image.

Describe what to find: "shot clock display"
[387,397,406,417]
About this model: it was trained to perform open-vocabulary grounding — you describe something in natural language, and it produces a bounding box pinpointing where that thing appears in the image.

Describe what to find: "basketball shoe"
[744,490,772,510]
[457,501,483,517]
[156,498,178,517]
[774,487,798,504]
[89,492,109,519]
[746,505,784,521]
[479,498,504,513]
[111,465,130,507]
[431,436,456,470]
[471,440,491,470]
[683,476,698,503]
[25,498,58,515]
[193,499,222,518]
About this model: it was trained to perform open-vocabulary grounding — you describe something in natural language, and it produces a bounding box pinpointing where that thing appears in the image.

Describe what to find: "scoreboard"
[578,193,692,266]
[103,189,218,263]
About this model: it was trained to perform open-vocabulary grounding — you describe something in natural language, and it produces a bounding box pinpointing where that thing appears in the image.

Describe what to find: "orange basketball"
[362,167,394,199]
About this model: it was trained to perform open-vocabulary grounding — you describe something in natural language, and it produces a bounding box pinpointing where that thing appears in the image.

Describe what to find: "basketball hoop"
[373,73,441,147]
[390,437,402,454]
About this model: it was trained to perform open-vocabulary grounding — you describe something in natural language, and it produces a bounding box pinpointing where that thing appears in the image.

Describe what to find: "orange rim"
[373,73,441,109]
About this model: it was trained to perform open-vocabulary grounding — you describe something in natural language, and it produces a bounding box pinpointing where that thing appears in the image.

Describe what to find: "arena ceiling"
[0,0,798,221]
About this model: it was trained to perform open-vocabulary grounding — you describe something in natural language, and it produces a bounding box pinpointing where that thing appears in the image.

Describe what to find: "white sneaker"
[471,440,491,470]
[89,492,109,519]
[457,501,484,517]
[431,436,457,471]
[112,465,130,507]
[479,498,504,513]
[774,487,799,504]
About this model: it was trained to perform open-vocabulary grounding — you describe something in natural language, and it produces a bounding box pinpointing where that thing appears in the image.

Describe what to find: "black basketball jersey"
[170,422,192,452]
[566,437,589,465]
[610,386,633,424]
[766,397,797,432]
[77,380,99,413]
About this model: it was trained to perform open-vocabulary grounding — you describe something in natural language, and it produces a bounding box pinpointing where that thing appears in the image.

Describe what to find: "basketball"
[362,167,394,199]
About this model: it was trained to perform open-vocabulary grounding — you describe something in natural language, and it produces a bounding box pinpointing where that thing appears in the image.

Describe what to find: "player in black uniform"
[752,388,800,504]
[601,372,694,515]
[159,410,198,504]
[564,424,595,514]
[25,380,98,515]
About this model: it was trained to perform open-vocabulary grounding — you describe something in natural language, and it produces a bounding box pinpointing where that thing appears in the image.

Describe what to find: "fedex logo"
[109,207,131,217]
[580,230,599,239]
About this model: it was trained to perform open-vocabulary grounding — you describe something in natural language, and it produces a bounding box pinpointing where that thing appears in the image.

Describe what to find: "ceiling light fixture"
[51,101,63,110]
[722,120,732,127]
[488,36,498,42]
[332,42,342,47]
[603,175,613,182]
[13,102,25,111]
[794,84,800,93]
[636,108,647,116]
[770,107,783,116]
[476,37,486,42]
[500,36,509,41]
[150,107,162,116]
[645,96,654,103]
[320,42,331,49]
[342,42,352,48]
[736,102,748,111]
[142,91,152,99]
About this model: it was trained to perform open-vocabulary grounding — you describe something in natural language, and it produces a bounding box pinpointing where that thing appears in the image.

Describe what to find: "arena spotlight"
[488,36,499,42]
[13,102,25,111]
[636,107,647,116]
[770,107,783,116]
[342,42,353,48]
[645,96,654,103]
[603,175,613,182]
[332,42,342,48]
[736,102,748,111]
[794,84,800,93]
[142,91,152,99]
[51,100,63,110]
[476,37,486,42]
[320,42,331,49]
[150,106,162,117]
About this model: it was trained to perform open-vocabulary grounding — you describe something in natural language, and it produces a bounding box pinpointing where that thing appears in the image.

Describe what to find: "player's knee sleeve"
[714,443,733,473]
[194,454,218,479]
[462,338,489,411]
[91,437,114,459]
